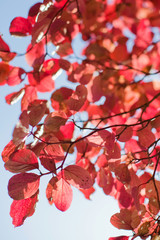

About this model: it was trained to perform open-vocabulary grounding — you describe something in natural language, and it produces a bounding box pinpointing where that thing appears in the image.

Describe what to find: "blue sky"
[0,1,132,239]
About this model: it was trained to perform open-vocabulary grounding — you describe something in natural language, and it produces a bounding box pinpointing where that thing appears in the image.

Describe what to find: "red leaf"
[28,72,55,92]
[56,122,75,140]
[116,126,133,142]
[110,44,129,62]
[137,127,155,148]
[42,58,60,75]
[80,187,95,200]
[114,164,131,184]
[12,110,29,146]
[28,99,47,126]
[58,59,72,71]
[51,87,73,112]
[25,42,45,67]
[110,209,133,230]
[63,165,93,189]
[138,222,151,236]
[5,89,25,105]
[66,85,87,112]
[56,42,73,57]
[46,177,73,211]
[5,149,39,173]
[7,67,25,86]
[0,61,10,85]
[109,236,129,240]
[0,36,16,61]
[44,111,67,132]
[8,173,40,200]
[87,130,115,153]
[118,186,132,208]
[28,3,41,23]
[107,142,121,171]
[97,167,113,188]
[10,191,38,227]
[1,140,17,162]
[39,149,56,172]
[9,17,32,36]
[42,138,64,162]
[87,76,103,102]
[31,16,51,45]
[0,36,10,52]
[21,86,37,111]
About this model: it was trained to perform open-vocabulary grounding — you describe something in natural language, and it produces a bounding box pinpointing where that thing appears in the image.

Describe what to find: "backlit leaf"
[9,17,32,36]
[46,177,73,211]
[10,191,38,227]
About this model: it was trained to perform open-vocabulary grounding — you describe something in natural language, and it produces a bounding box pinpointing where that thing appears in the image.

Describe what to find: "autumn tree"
[1,0,160,239]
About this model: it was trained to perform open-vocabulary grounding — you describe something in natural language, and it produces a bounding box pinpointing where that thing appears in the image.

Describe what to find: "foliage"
[1,0,160,239]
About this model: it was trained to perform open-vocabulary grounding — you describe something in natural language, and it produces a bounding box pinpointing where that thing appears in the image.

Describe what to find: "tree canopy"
[1,0,160,239]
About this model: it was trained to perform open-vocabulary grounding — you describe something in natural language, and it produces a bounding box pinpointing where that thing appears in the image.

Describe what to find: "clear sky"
[0,1,132,239]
